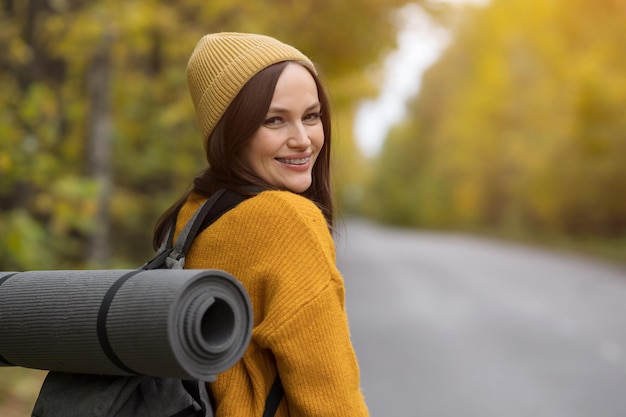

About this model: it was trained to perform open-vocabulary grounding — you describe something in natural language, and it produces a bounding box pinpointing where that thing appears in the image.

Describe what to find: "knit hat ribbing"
[186,32,316,149]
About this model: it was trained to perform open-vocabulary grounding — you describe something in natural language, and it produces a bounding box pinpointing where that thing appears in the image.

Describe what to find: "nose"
[287,121,311,148]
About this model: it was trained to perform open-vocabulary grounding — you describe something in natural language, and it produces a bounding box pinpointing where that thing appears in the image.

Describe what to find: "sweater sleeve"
[268,282,368,417]
[249,192,369,417]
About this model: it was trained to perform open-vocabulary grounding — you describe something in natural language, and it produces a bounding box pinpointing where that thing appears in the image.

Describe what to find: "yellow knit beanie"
[187,32,316,150]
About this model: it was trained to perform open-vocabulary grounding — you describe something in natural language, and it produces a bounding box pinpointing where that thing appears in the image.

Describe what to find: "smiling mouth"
[275,157,310,165]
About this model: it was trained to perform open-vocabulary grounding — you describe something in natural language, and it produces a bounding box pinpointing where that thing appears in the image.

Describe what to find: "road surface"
[336,218,626,417]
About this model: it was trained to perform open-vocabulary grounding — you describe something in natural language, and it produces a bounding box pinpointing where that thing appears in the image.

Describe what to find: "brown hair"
[153,61,333,250]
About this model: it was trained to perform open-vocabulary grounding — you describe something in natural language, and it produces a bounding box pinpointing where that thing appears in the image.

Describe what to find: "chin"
[286,186,309,194]
[285,182,312,194]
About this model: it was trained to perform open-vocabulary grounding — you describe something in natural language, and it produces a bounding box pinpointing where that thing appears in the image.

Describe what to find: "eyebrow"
[267,102,321,114]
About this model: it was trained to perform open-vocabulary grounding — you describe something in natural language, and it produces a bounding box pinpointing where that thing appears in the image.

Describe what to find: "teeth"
[276,157,309,165]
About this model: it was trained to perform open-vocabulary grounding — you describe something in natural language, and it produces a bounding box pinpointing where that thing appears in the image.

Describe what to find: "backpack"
[31,189,284,417]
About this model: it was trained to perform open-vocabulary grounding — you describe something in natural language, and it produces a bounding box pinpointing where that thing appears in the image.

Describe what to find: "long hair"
[153,61,333,250]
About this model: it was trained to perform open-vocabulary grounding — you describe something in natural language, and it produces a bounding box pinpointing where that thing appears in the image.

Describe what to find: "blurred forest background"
[1,0,625,414]
[362,0,626,260]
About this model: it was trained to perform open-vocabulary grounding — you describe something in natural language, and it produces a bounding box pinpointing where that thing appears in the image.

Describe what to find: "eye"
[263,116,284,127]
[303,111,322,124]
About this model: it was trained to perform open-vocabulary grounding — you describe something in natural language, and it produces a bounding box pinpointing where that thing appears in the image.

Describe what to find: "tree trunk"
[86,31,114,267]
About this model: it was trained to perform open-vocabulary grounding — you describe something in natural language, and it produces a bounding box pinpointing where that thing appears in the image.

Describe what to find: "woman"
[154,32,369,417]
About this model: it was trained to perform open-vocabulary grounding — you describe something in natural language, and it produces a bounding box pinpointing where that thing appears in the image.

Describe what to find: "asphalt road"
[336,218,626,417]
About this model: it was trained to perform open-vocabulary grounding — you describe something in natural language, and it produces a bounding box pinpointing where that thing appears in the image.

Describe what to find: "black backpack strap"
[263,375,284,417]
[198,189,251,234]
[142,189,253,270]
[181,380,210,417]
[170,189,227,263]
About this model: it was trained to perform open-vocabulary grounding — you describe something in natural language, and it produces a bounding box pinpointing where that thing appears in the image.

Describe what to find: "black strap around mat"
[0,273,19,365]
[0,354,14,366]
[97,270,144,375]
[0,272,17,287]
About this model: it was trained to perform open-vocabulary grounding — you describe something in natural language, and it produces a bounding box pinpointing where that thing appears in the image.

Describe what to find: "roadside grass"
[481,228,626,268]
[544,237,626,266]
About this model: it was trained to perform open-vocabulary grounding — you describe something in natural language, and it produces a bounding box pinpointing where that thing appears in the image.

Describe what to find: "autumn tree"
[0,0,415,269]
[364,0,626,239]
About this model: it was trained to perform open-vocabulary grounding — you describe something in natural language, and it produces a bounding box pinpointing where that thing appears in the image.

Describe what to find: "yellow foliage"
[367,0,626,236]
[0,152,11,174]
[0,0,415,272]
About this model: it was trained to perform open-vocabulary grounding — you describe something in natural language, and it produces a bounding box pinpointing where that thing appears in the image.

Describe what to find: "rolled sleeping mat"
[0,269,253,381]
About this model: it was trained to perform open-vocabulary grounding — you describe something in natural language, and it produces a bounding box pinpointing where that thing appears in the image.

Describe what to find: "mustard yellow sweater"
[175,190,369,417]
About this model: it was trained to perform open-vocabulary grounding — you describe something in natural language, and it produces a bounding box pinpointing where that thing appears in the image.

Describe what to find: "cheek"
[243,133,276,172]
[311,125,325,151]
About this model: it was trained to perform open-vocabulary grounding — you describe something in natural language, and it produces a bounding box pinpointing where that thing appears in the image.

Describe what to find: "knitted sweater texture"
[176,190,369,417]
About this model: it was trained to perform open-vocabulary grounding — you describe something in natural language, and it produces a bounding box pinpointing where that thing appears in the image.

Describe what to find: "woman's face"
[241,63,324,193]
